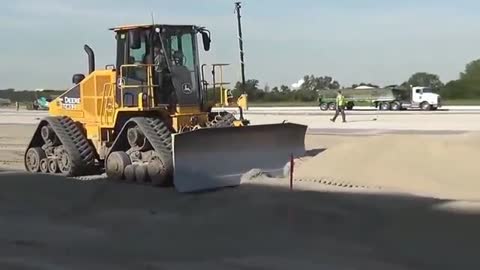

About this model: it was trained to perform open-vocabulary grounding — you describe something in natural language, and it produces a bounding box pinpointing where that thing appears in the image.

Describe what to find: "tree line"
[0,89,63,103]
[2,58,480,103]
[225,58,480,102]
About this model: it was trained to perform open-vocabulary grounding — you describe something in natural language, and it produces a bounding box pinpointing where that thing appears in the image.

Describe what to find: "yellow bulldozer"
[24,23,307,192]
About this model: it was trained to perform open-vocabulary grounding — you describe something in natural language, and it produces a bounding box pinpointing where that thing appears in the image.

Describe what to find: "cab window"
[166,32,195,71]
[129,38,146,64]
[180,34,195,71]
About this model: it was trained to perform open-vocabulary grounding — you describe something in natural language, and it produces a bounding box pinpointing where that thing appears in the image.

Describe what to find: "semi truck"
[318,86,442,111]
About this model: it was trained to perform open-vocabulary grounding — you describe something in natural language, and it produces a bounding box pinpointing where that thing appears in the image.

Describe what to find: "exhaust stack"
[84,44,95,74]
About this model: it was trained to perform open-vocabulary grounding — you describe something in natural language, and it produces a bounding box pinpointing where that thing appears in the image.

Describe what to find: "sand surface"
[291,132,480,200]
[0,125,31,171]
[0,173,480,269]
[1,120,480,268]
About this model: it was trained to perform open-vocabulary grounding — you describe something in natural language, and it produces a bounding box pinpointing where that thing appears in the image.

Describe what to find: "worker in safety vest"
[330,90,347,123]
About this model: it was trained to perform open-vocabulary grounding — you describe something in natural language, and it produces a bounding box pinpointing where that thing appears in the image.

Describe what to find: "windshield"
[153,27,200,104]
[158,28,196,72]
[422,87,434,93]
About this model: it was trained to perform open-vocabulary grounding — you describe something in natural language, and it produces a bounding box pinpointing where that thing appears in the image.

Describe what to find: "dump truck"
[23,23,307,193]
[318,86,442,111]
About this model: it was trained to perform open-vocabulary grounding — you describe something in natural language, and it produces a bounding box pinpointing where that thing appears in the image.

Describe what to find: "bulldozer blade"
[172,123,308,193]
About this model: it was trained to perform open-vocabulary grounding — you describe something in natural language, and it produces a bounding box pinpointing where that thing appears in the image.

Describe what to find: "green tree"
[460,59,480,80]
[301,75,340,91]
[296,75,340,102]
[406,72,444,90]
[441,59,480,98]
[280,85,291,92]
[233,79,262,101]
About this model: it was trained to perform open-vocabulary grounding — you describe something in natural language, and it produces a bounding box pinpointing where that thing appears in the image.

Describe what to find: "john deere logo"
[182,83,193,95]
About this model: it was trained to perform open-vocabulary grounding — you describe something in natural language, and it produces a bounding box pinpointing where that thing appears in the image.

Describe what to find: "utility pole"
[234,2,246,92]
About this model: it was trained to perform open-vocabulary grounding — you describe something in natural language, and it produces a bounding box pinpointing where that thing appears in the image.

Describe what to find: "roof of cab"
[109,24,198,32]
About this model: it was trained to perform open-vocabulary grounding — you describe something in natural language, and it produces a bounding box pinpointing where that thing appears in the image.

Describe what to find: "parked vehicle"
[28,97,51,110]
[318,86,441,111]
[0,98,12,107]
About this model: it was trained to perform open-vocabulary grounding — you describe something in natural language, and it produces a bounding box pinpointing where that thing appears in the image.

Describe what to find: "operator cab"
[110,24,211,110]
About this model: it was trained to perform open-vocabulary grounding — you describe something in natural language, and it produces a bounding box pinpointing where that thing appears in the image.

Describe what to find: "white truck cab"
[410,86,441,110]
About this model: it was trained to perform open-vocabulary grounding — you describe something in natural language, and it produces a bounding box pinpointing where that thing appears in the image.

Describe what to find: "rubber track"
[109,117,173,175]
[41,116,96,177]
[211,113,236,128]
[136,117,172,169]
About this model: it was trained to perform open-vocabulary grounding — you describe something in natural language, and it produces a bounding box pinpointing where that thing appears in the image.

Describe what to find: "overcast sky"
[1,0,479,90]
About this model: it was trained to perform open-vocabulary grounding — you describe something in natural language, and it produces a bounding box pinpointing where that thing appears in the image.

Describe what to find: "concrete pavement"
[213,106,480,115]
[2,107,480,132]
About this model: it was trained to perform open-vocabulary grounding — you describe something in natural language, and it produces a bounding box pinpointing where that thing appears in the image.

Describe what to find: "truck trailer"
[318,86,441,111]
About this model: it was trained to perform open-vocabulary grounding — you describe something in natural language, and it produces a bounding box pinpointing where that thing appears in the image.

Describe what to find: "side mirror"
[129,30,142,50]
[201,31,211,51]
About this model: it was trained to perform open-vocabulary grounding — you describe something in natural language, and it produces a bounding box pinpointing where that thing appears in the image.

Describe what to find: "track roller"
[47,159,59,174]
[56,146,72,175]
[127,127,150,150]
[106,151,132,181]
[124,164,137,182]
[39,158,49,174]
[24,116,98,177]
[148,158,171,186]
[41,125,55,142]
[135,165,149,183]
[106,117,173,186]
[25,147,46,173]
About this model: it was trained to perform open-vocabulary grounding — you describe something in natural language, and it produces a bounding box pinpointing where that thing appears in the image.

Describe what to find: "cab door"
[115,29,151,107]
[412,87,424,105]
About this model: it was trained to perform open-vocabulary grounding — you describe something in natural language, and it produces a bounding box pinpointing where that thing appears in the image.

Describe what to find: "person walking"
[330,90,347,123]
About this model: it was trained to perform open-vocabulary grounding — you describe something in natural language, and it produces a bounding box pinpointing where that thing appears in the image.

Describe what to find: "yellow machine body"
[48,64,213,160]
[209,63,249,111]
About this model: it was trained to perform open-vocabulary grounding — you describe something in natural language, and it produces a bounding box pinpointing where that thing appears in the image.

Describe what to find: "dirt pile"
[292,132,480,200]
